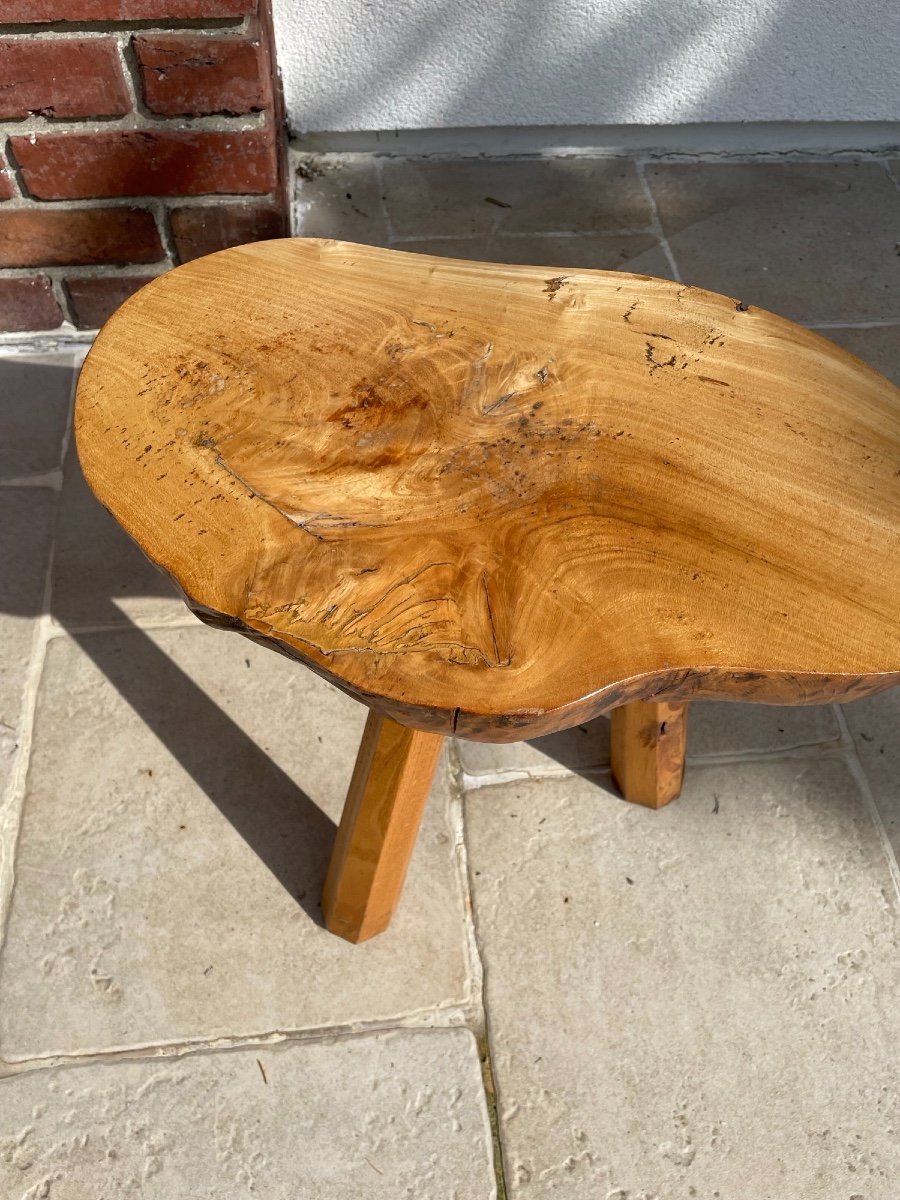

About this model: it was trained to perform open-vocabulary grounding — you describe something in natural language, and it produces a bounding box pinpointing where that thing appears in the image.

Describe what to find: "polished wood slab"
[75,238,900,740]
[74,237,900,941]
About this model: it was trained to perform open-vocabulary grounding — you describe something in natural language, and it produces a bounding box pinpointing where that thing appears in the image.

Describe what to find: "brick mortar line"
[2,133,26,199]
[115,29,145,120]
[0,265,169,279]
[0,17,249,35]
[1,110,266,136]
[0,19,252,40]
[49,274,74,323]
[0,192,281,210]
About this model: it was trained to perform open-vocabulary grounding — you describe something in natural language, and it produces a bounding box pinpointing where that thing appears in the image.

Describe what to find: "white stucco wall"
[272,0,900,134]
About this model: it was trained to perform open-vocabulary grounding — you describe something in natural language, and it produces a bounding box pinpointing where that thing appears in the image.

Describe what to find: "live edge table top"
[74,238,900,741]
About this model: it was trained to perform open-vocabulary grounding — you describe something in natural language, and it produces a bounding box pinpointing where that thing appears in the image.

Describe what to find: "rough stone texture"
[0,37,130,119]
[382,157,653,238]
[0,277,61,333]
[647,161,900,323]
[0,1029,496,1199]
[465,758,900,1198]
[12,129,278,200]
[821,324,900,386]
[170,201,287,262]
[394,233,671,277]
[65,274,158,329]
[0,208,163,269]
[0,354,73,483]
[0,490,55,797]
[135,31,270,117]
[6,0,255,16]
[0,625,471,1058]
[51,442,190,629]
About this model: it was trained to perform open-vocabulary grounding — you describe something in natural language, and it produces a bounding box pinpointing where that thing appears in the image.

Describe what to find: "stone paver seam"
[373,155,399,244]
[0,1004,480,1082]
[878,158,900,198]
[445,740,506,1198]
[833,702,900,905]
[443,738,489,1032]
[634,156,681,283]
[43,616,204,639]
[807,318,900,330]
[0,362,76,952]
[459,733,844,792]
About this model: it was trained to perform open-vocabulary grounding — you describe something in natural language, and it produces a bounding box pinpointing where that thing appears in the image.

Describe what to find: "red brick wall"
[0,0,288,333]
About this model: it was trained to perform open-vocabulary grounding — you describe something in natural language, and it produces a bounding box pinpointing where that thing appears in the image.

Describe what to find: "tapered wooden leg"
[610,700,688,809]
[322,710,445,943]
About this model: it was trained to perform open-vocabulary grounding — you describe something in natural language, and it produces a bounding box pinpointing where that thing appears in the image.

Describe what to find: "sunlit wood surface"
[75,238,900,740]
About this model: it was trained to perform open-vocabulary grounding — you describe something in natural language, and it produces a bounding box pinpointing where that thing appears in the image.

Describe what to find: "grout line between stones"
[373,155,398,243]
[0,1006,475,1080]
[448,739,509,1200]
[833,704,900,906]
[0,365,76,954]
[387,227,657,243]
[878,157,900,198]
[634,157,681,282]
[459,736,845,792]
[806,318,900,330]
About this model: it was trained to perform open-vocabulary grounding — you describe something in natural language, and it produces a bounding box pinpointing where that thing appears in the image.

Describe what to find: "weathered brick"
[0,39,130,119]
[0,208,163,268]
[0,276,61,332]
[135,32,269,117]
[0,172,13,201]
[65,274,158,329]
[1,1,254,19]
[170,201,286,261]
[12,129,278,200]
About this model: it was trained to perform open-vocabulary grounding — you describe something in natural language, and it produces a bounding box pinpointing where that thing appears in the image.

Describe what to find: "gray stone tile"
[465,758,900,1198]
[293,154,390,245]
[393,233,671,278]
[647,161,900,323]
[843,686,900,857]
[0,354,73,484]
[0,1028,496,1198]
[818,324,900,386]
[51,444,189,631]
[689,699,840,758]
[384,157,653,238]
[0,490,54,794]
[0,626,471,1058]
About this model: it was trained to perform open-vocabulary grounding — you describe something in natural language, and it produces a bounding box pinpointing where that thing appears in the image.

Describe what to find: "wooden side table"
[75,239,900,942]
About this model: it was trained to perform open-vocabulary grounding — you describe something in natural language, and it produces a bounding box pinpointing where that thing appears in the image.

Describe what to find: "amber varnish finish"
[75,239,900,741]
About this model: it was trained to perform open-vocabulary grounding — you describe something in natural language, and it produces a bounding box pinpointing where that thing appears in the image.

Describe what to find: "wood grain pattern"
[75,238,900,740]
[611,700,688,809]
[322,711,444,943]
